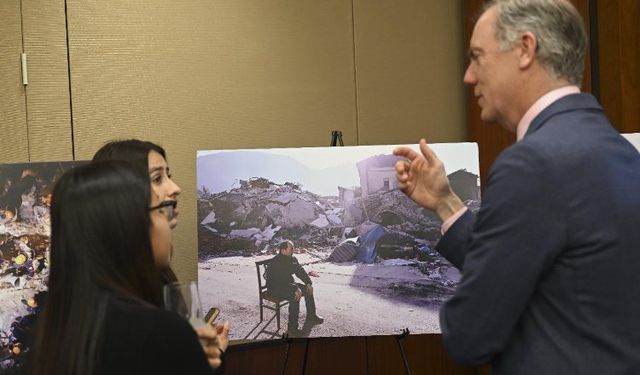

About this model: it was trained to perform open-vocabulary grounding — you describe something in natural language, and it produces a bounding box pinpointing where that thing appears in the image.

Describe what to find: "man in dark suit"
[266,240,323,336]
[394,0,640,374]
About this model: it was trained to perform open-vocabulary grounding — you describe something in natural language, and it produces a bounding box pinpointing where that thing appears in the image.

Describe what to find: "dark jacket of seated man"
[265,240,321,332]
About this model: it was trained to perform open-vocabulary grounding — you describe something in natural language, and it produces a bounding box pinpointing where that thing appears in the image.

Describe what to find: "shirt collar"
[516,85,581,141]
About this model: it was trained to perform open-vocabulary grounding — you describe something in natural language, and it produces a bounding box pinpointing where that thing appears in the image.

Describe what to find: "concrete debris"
[326,213,342,225]
[380,258,417,266]
[259,224,281,242]
[310,215,329,228]
[200,210,216,225]
[270,192,297,205]
[202,225,218,234]
[229,228,261,238]
[197,176,479,281]
[264,198,317,227]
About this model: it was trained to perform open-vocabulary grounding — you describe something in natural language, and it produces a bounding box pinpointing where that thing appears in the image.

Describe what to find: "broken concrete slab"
[310,215,329,228]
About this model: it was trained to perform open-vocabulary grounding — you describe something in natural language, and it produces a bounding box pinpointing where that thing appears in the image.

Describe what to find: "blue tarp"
[355,224,387,264]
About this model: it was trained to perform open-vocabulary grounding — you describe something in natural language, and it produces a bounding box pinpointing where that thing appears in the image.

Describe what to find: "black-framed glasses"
[148,200,177,221]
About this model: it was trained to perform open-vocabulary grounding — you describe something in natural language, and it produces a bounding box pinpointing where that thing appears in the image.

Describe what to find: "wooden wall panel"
[224,335,477,374]
[353,0,466,145]
[0,0,29,163]
[597,0,640,133]
[21,0,73,161]
[366,335,475,375]
[568,0,592,93]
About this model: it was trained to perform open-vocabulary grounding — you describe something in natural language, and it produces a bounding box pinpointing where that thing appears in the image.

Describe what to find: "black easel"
[301,337,311,374]
[396,328,412,375]
[280,333,312,375]
[280,333,292,375]
[330,130,344,146]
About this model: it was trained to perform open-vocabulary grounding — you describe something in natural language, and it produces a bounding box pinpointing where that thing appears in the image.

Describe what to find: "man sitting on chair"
[266,240,323,336]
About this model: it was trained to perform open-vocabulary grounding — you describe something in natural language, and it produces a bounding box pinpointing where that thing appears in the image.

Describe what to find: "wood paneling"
[224,338,368,374]
[597,0,640,133]
[366,335,475,375]
[568,0,592,93]
[0,0,29,163]
[224,335,476,374]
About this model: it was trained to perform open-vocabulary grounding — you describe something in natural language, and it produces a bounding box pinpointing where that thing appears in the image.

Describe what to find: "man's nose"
[463,65,476,85]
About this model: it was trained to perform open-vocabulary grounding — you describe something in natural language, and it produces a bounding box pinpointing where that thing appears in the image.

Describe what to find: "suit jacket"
[436,94,640,374]
[265,253,312,300]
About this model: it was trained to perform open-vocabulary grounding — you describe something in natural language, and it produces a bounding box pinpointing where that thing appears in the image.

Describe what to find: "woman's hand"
[196,320,230,369]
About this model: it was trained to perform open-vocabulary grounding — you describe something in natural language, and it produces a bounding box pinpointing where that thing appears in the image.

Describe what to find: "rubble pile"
[356,189,444,242]
[198,177,480,263]
[198,178,340,259]
[0,164,61,370]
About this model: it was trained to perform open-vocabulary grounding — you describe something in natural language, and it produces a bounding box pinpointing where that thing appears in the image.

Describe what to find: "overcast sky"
[198,142,479,175]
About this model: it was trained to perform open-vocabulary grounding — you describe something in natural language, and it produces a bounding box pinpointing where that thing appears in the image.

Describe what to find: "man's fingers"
[395,160,411,187]
[395,160,410,174]
[393,146,420,161]
[419,139,438,165]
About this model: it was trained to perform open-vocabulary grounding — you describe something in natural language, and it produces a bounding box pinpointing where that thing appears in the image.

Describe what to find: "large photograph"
[0,161,82,371]
[197,144,480,340]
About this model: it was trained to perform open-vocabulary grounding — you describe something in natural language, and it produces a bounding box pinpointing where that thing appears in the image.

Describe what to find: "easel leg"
[395,328,412,375]
[301,338,311,374]
[280,335,292,375]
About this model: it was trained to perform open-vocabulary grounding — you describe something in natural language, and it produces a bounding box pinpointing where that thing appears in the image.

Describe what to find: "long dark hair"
[28,161,164,375]
[92,139,178,283]
[92,139,167,168]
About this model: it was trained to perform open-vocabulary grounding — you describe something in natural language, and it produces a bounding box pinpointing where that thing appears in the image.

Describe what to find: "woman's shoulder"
[105,297,194,337]
[98,298,212,375]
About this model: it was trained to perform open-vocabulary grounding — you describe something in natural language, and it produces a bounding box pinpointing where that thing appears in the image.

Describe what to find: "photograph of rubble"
[197,143,480,340]
[0,161,83,371]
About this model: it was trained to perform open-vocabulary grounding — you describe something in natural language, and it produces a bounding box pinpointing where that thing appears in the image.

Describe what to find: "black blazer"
[437,94,640,374]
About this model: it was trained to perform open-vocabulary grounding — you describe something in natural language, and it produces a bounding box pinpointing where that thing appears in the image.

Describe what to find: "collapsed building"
[198,154,480,265]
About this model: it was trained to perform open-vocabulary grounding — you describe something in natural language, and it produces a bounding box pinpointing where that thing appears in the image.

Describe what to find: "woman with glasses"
[93,140,181,229]
[92,139,229,368]
[28,161,219,375]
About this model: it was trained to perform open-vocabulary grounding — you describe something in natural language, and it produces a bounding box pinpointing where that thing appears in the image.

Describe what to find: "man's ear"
[518,31,537,69]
